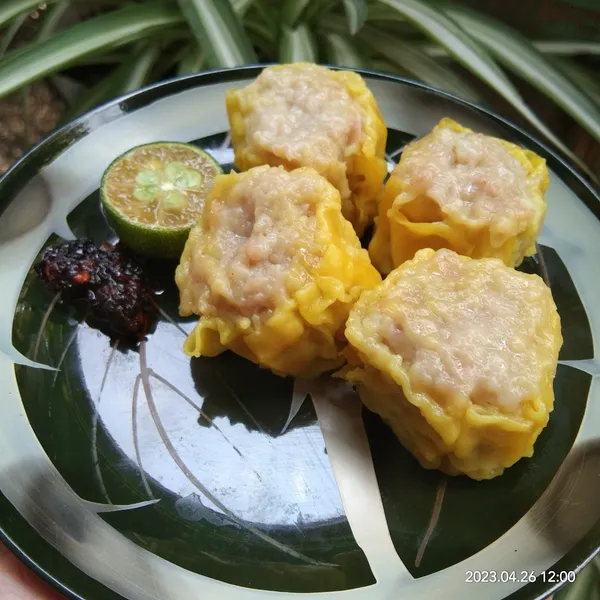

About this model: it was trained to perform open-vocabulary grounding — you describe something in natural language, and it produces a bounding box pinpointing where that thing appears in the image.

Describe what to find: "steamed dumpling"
[226,63,388,237]
[340,248,562,480]
[175,165,381,378]
[369,118,549,274]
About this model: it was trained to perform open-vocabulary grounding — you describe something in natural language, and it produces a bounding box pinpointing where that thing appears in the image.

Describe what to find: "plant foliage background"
[0,0,599,597]
[0,0,600,178]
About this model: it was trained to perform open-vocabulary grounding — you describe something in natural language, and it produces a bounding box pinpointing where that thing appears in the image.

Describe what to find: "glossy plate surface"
[0,66,599,600]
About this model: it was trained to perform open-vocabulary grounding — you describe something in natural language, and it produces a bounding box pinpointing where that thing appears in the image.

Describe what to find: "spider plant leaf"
[324,32,367,68]
[532,41,600,55]
[245,18,277,56]
[245,15,276,44]
[304,0,337,23]
[37,0,71,41]
[0,13,27,58]
[62,42,161,123]
[322,13,422,47]
[554,58,600,106]
[279,24,318,63]
[377,0,518,89]
[250,0,278,31]
[447,5,600,143]
[42,1,104,108]
[371,58,406,76]
[18,0,73,143]
[367,1,423,36]
[61,68,123,124]
[366,3,403,22]
[419,40,600,58]
[0,1,183,100]
[148,41,187,77]
[360,26,481,102]
[342,0,367,35]
[120,42,162,94]
[177,0,257,68]
[177,47,205,76]
[231,0,255,17]
[0,0,71,67]
[0,0,54,29]
[377,0,590,174]
[281,0,311,27]
[318,13,351,35]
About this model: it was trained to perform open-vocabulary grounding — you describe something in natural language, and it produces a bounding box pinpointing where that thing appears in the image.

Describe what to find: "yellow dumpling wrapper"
[175,165,382,378]
[369,118,549,274]
[226,63,388,237]
[339,248,562,480]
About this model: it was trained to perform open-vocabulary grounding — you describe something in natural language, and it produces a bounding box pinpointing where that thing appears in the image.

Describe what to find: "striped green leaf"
[37,0,71,41]
[120,43,161,94]
[0,13,27,58]
[304,0,337,23]
[342,0,367,35]
[177,0,257,68]
[43,0,90,109]
[366,3,404,23]
[378,0,587,172]
[0,1,183,100]
[61,67,127,124]
[0,0,57,29]
[231,0,256,17]
[245,18,277,55]
[67,53,130,66]
[177,47,205,76]
[149,42,188,77]
[554,58,600,106]
[414,40,600,60]
[318,13,348,35]
[360,26,481,101]
[62,42,161,122]
[447,5,600,143]
[279,24,317,63]
[531,41,600,55]
[250,0,278,31]
[324,33,366,68]
[370,59,406,76]
[281,0,311,27]
[39,1,86,108]
[367,1,426,36]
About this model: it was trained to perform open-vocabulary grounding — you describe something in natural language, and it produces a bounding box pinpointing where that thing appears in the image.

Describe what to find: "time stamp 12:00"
[465,570,577,584]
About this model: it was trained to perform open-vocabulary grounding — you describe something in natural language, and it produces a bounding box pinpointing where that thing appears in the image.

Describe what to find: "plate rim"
[0,500,87,600]
[1,63,600,215]
[0,64,599,600]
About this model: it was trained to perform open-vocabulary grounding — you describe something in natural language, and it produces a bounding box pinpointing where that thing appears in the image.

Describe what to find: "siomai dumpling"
[369,118,549,275]
[226,63,388,237]
[340,248,562,480]
[175,165,382,378]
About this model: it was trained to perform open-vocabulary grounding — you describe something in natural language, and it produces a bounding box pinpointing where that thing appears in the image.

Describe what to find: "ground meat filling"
[242,64,363,200]
[394,127,537,245]
[189,166,322,319]
[360,249,557,410]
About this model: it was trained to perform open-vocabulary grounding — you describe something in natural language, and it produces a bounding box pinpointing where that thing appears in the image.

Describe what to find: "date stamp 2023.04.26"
[465,570,577,585]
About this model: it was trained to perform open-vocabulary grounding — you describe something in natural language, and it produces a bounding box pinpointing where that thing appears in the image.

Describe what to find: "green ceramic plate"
[0,66,598,600]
